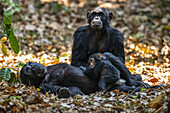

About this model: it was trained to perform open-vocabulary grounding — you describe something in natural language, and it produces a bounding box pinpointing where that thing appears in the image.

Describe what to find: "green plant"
[0,0,22,55]
[0,67,21,85]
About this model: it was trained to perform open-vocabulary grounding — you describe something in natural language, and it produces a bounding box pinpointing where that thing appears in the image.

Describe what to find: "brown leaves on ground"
[0,81,169,112]
[0,49,169,112]
[0,0,169,112]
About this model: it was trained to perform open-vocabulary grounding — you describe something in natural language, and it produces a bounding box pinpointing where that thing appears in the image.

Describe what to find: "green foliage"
[8,29,19,54]
[2,0,22,13]
[0,68,21,85]
[0,68,11,82]
[141,88,146,91]
[2,43,7,55]
[37,88,41,91]
[131,96,137,100]
[3,10,13,25]
[8,72,21,85]
[0,0,21,55]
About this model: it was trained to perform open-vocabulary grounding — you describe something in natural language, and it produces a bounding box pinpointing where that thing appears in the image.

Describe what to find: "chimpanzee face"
[21,62,47,78]
[87,7,113,31]
[88,53,104,69]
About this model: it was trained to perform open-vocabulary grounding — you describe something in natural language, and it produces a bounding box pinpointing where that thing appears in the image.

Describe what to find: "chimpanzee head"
[88,53,106,69]
[20,62,47,87]
[87,7,113,31]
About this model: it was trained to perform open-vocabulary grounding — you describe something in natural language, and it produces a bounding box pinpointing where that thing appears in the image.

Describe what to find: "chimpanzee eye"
[25,67,32,75]
[98,12,104,16]
[27,62,32,66]
[90,13,96,19]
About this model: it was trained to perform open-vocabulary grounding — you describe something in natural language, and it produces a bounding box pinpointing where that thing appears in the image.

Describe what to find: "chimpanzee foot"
[143,83,151,88]
[135,81,151,88]
[57,87,70,98]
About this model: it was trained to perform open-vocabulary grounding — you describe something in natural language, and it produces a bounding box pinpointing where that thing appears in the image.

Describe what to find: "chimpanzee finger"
[142,83,151,88]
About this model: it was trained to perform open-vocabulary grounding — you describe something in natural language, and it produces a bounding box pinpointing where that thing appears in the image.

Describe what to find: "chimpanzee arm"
[84,68,100,80]
[109,28,125,64]
[71,26,89,68]
[42,83,84,98]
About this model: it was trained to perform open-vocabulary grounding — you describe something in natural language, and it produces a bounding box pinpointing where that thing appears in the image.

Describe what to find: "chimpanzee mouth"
[37,70,42,76]
[92,25,103,31]
[37,69,47,77]
[92,23,101,26]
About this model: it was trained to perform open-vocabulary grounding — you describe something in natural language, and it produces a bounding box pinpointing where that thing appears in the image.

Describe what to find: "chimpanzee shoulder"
[109,26,123,33]
[109,27,124,45]
[75,25,90,33]
[73,25,91,49]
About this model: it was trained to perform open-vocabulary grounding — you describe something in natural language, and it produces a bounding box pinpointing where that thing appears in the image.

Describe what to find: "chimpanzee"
[71,7,149,88]
[20,62,153,98]
[71,7,125,67]
[83,53,122,91]
[84,53,147,91]
[20,62,99,98]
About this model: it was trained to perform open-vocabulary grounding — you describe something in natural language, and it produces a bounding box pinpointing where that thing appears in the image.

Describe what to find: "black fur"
[20,62,98,98]
[20,62,159,97]
[85,53,121,91]
[71,7,150,88]
[71,7,125,69]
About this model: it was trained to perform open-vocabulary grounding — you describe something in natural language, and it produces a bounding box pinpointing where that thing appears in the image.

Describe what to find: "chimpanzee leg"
[112,84,142,93]
[98,76,106,91]
[41,83,84,98]
[68,87,84,96]
[130,74,142,81]
[103,52,150,88]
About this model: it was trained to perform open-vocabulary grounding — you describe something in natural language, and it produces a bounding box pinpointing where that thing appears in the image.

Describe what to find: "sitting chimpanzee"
[20,62,151,98]
[71,7,149,88]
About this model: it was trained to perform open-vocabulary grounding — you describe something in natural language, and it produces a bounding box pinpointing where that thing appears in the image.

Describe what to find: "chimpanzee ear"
[97,53,103,60]
[87,11,91,18]
[109,12,113,20]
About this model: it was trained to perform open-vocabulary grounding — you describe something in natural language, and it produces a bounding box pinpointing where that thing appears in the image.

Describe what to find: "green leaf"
[141,88,146,91]
[3,24,11,36]
[1,42,7,56]
[131,96,137,100]
[14,96,21,100]
[0,68,12,82]
[8,72,18,85]
[164,25,170,30]
[8,29,19,54]
[37,88,41,91]
[3,10,13,25]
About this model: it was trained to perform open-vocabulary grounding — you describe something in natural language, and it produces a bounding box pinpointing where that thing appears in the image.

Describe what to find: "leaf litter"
[0,0,169,112]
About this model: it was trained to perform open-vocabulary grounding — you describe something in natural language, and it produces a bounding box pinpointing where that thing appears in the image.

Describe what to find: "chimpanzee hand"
[57,87,71,98]
[79,66,87,73]
[98,77,106,91]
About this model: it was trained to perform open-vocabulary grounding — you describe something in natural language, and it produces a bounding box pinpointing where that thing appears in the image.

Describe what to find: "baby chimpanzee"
[83,53,126,91]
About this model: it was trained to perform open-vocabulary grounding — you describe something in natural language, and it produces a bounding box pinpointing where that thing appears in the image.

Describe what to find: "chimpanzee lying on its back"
[20,62,99,98]
[20,62,159,98]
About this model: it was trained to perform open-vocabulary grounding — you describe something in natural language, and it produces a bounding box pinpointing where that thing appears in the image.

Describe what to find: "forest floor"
[0,0,169,112]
